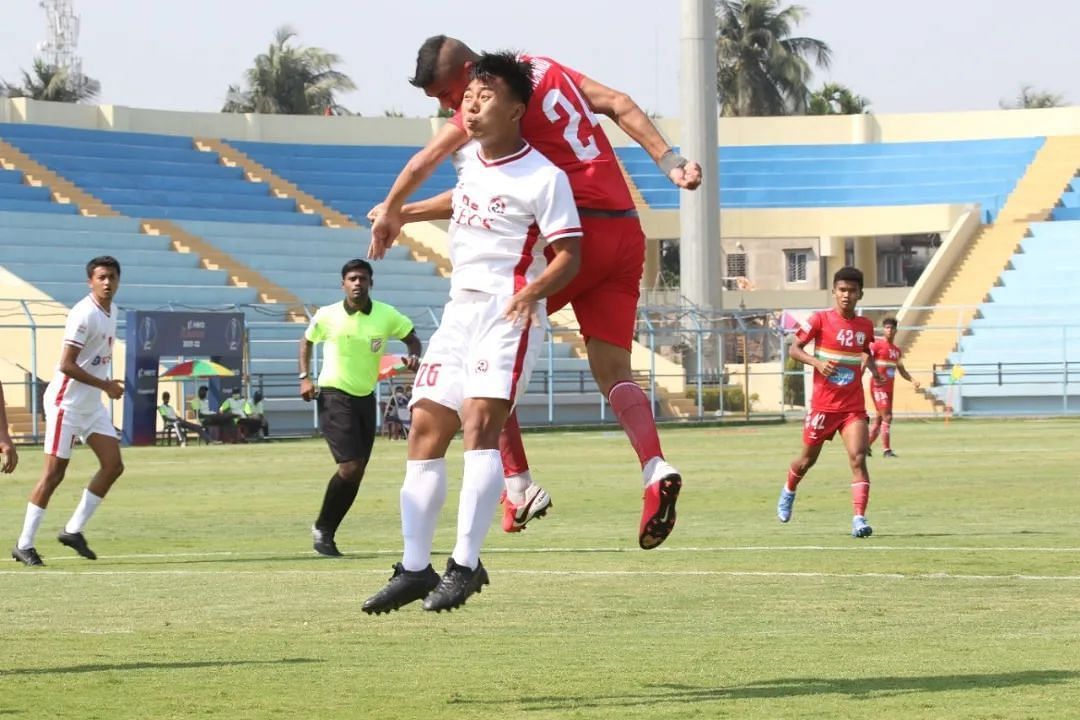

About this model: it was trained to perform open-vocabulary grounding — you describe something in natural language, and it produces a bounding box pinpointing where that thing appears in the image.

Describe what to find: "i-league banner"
[122,310,244,446]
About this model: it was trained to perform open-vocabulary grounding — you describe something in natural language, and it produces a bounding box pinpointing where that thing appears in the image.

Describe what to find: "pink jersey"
[795,309,875,414]
[452,55,635,212]
[869,338,902,392]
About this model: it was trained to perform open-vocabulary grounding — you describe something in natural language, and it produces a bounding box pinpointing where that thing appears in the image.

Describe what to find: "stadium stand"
[0,166,79,214]
[617,137,1044,222]
[0,123,321,225]
[227,140,457,225]
[936,178,1080,413]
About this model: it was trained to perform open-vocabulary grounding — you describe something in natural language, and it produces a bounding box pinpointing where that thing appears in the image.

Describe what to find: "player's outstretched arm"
[504,237,581,326]
[368,123,469,259]
[0,380,17,474]
[576,76,702,190]
[897,361,921,390]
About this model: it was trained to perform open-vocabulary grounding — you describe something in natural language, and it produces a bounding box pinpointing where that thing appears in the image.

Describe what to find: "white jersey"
[448,141,582,298]
[43,294,118,415]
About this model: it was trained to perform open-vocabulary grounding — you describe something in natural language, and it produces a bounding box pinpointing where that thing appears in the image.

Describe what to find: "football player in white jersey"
[363,52,582,614]
[12,257,126,567]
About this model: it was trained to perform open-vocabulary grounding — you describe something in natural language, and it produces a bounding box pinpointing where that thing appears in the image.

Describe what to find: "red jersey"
[868,338,902,392]
[796,309,875,414]
[452,55,635,212]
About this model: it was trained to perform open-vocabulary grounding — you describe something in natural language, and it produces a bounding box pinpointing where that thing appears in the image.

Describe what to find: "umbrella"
[378,355,408,381]
[160,360,236,379]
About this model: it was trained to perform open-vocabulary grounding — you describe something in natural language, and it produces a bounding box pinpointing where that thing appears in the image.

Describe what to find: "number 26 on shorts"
[415,362,441,388]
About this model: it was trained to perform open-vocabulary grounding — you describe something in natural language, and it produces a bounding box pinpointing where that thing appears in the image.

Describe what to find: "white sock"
[503,470,533,506]
[17,503,46,550]
[452,449,504,570]
[400,458,447,572]
[64,489,103,535]
[642,456,677,487]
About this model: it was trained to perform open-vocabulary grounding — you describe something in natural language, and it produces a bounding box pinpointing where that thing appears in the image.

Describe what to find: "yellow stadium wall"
[5,97,1078,148]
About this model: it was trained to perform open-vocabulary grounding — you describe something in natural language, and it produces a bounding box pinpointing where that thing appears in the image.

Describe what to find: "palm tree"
[999,84,1066,110]
[715,0,831,116]
[222,26,356,115]
[1,58,100,103]
[808,82,870,115]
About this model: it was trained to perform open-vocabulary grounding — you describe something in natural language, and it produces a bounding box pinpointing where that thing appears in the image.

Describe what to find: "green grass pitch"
[1,418,1078,719]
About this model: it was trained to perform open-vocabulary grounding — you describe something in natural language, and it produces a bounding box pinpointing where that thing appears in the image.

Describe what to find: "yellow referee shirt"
[304,300,414,397]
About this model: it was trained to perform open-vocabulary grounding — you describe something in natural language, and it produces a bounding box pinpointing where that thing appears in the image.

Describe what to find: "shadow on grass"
[1,657,321,676]
[453,670,1079,710]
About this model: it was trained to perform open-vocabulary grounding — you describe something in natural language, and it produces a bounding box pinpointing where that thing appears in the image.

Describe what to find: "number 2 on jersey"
[542,87,600,162]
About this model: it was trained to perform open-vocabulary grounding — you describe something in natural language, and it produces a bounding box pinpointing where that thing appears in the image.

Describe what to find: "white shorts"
[411,291,545,413]
[43,404,117,459]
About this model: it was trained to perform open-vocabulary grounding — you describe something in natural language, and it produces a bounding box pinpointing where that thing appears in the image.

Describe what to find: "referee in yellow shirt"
[299,258,421,556]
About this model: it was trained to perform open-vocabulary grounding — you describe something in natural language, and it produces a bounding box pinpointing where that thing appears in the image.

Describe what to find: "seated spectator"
[158,391,209,446]
[392,385,412,437]
[239,390,269,441]
[190,385,229,442]
[217,388,246,443]
[382,394,404,440]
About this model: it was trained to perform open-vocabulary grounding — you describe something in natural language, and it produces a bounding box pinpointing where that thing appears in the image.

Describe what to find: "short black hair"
[469,51,533,106]
[882,317,898,328]
[161,392,170,402]
[341,258,373,280]
[410,35,448,88]
[198,386,208,398]
[86,255,121,278]
[833,266,864,289]
[253,390,263,402]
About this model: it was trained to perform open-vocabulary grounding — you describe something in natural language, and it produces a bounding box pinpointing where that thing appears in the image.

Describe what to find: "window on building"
[726,253,747,279]
[884,254,904,286]
[786,250,809,283]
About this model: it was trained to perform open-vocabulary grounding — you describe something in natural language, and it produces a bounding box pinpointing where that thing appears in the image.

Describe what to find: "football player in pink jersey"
[866,317,921,458]
[363,53,582,614]
[777,267,885,538]
[368,35,702,550]
[12,257,126,566]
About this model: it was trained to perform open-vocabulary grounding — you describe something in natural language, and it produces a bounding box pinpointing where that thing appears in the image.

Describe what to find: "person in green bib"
[299,258,422,557]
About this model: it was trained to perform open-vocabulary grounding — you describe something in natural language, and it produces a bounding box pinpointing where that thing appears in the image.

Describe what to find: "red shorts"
[803,410,868,447]
[871,388,893,414]
[545,214,644,351]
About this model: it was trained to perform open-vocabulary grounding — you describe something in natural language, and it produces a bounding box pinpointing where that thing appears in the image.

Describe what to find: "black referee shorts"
[317,388,377,465]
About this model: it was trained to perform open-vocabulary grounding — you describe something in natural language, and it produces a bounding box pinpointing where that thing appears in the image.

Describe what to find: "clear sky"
[1,0,1076,118]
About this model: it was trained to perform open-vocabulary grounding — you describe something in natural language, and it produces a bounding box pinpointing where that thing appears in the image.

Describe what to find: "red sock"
[881,422,891,451]
[498,410,529,477]
[608,381,663,468]
[851,481,869,516]
[786,467,804,493]
[868,421,881,446]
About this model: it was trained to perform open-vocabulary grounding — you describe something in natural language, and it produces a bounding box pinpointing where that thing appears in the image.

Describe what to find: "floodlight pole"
[679,0,722,310]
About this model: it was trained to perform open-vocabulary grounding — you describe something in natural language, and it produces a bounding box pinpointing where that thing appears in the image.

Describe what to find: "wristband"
[657,149,689,176]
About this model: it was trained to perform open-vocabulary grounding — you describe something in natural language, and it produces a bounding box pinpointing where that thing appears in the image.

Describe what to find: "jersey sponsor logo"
[886,368,896,378]
[370,338,383,353]
[91,354,112,367]
[827,366,856,386]
[452,192,494,230]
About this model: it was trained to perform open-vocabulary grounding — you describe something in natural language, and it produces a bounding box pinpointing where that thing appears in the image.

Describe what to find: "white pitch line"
[1,569,1078,581]
[28,544,1080,563]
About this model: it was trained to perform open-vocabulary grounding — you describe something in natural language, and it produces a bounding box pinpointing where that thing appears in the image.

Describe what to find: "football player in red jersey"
[866,317,920,458]
[777,267,885,538]
[368,36,702,550]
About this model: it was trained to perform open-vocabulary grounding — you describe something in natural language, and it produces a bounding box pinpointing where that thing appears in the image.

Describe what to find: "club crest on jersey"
[488,197,506,215]
[475,359,489,374]
[370,338,383,353]
[855,331,866,346]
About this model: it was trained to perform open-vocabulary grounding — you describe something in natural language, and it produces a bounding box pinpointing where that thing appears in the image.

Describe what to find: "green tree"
[222,26,356,115]
[715,0,831,117]
[808,82,870,115]
[1,58,100,103]
[999,84,1066,110]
